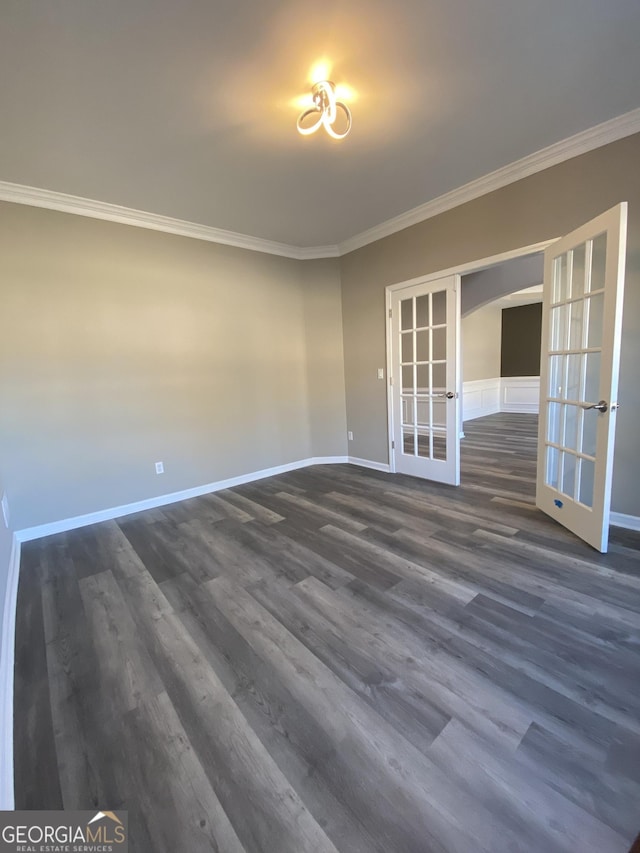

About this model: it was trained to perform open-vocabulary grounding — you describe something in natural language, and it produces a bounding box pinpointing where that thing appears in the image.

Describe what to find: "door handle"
[581,400,608,413]
[446,391,456,399]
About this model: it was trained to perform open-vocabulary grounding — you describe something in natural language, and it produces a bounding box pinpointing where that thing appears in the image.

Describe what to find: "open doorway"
[459,254,544,498]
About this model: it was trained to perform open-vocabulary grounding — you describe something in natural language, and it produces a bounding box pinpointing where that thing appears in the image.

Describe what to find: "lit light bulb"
[309,59,332,84]
[296,80,352,140]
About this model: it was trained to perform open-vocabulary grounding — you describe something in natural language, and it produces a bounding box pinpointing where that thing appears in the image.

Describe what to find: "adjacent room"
[1,1,640,851]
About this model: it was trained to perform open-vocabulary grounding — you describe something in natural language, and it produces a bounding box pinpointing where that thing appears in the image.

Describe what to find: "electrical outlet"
[155,461,164,474]
[1,492,9,529]
[348,431,354,441]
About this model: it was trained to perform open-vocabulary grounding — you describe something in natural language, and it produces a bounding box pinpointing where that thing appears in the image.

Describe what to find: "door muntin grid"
[399,289,447,461]
[544,232,606,508]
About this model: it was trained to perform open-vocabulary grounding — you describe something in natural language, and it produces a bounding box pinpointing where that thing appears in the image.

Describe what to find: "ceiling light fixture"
[296,80,352,140]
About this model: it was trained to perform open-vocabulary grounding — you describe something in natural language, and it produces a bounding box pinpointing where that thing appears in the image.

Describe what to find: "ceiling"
[2,0,640,250]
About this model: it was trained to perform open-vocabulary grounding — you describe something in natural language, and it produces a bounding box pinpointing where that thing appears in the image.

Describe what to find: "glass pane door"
[543,233,606,510]
[390,275,460,486]
[537,203,627,553]
[399,289,448,463]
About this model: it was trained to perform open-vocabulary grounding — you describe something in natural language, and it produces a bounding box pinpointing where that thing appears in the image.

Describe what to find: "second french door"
[536,203,627,553]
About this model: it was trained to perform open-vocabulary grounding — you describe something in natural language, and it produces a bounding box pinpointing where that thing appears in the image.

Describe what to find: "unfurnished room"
[1,1,640,851]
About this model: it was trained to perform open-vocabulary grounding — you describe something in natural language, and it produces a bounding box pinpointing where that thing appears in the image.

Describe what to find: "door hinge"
[391,440,395,450]
[389,375,393,386]
[388,308,392,319]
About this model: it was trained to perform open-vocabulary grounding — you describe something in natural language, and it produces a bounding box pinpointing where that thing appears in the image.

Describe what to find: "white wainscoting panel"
[463,376,540,421]
[501,376,540,414]
[462,378,501,422]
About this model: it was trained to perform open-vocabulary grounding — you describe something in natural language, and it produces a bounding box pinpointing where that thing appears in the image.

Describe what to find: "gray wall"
[301,259,348,457]
[501,304,542,377]
[0,203,347,530]
[339,132,640,516]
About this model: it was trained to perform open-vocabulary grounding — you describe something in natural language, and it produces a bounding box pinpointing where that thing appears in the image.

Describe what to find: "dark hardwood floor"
[14,413,640,852]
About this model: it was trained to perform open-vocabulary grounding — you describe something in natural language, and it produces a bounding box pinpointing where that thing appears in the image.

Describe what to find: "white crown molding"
[0,181,340,261]
[1,108,639,260]
[338,107,640,256]
[294,245,341,260]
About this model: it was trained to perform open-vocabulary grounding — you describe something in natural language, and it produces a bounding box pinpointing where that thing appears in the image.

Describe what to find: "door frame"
[385,239,556,474]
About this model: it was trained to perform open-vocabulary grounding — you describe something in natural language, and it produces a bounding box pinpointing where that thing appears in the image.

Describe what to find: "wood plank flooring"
[14,413,640,852]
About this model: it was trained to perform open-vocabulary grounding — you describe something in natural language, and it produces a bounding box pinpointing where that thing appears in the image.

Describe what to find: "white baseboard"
[610,512,640,532]
[15,456,351,543]
[0,534,20,810]
[310,456,350,466]
[348,457,391,473]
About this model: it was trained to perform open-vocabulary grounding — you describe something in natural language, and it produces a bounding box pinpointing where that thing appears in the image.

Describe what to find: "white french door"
[536,203,627,553]
[389,275,460,485]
